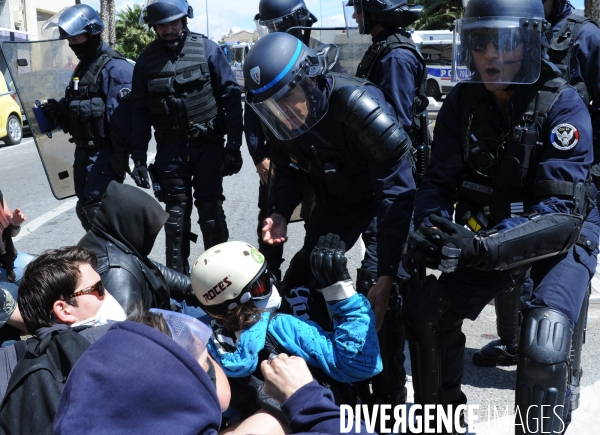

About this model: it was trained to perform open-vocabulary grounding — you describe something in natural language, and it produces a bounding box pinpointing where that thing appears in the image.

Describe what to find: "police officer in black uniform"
[244,0,318,282]
[402,0,599,432]
[130,0,243,274]
[244,32,416,346]
[41,5,133,231]
[473,0,600,416]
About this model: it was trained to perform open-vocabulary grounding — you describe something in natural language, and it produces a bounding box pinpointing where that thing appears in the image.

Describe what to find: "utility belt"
[147,165,191,204]
[68,97,107,147]
[154,117,224,144]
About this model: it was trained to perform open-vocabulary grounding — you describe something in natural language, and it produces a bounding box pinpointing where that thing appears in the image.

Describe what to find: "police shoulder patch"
[118,87,131,101]
[550,123,579,151]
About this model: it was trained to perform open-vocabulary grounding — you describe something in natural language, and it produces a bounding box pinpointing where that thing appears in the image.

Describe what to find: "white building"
[0,0,73,42]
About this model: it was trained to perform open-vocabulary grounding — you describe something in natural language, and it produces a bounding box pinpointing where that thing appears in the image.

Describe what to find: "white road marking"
[13,151,158,241]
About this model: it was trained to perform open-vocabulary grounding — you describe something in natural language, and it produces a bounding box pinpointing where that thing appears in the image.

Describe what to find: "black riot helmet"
[453,0,546,86]
[255,0,317,39]
[41,4,104,40]
[244,32,334,140]
[348,0,423,34]
[541,0,568,18]
[139,0,194,26]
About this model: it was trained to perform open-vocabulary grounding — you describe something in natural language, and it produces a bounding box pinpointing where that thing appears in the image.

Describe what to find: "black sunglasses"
[469,29,524,52]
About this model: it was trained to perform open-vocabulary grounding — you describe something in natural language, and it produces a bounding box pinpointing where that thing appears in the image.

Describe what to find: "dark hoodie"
[78,182,191,313]
[54,321,222,435]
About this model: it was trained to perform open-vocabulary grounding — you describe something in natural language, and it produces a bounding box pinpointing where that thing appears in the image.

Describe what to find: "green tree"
[412,0,464,31]
[115,4,155,60]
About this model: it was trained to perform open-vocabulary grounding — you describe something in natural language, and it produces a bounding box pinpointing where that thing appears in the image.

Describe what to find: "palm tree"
[412,0,464,30]
[115,4,156,60]
[100,0,116,48]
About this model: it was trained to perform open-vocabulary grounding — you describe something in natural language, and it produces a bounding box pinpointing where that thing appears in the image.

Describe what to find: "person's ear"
[52,300,78,324]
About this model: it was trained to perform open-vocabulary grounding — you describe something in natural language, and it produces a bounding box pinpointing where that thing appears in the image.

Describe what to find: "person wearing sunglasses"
[400,0,599,432]
[0,246,127,434]
[190,235,381,434]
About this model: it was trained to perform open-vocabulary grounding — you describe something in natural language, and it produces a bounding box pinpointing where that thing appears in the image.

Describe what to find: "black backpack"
[0,327,91,435]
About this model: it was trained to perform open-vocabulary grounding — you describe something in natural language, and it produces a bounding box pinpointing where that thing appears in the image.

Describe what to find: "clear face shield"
[40,7,73,39]
[255,8,312,38]
[344,0,364,37]
[452,17,542,89]
[247,70,329,140]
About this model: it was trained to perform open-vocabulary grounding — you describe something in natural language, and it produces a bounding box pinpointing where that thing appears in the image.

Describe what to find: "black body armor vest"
[66,48,124,148]
[356,31,429,120]
[269,74,380,218]
[144,32,219,136]
[456,73,586,230]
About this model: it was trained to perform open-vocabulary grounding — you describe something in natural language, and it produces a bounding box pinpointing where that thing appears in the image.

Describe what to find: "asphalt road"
[1,118,600,433]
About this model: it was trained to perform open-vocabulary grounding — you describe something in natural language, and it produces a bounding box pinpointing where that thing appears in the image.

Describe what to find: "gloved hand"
[41,98,64,118]
[131,161,150,189]
[310,233,351,287]
[404,214,485,273]
[222,147,243,176]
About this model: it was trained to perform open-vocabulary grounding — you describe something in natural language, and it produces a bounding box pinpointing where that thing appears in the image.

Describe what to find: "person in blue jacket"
[401,0,600,432]
[130,0,243,274]
[190,236,382,432]
[473,0,600,416]
[41,5,133,231]
[244,32,416,336]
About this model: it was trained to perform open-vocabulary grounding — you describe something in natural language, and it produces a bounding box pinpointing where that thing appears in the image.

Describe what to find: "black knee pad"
[516,308,571,434]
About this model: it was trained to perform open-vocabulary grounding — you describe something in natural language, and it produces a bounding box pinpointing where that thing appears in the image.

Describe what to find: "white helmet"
[191,241,274,316]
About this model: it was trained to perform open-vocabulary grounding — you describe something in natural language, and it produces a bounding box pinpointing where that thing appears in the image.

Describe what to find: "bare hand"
[367,276,393,332]
[262,213,288,245]
[261,353,314,403]
[256,158,271,185]
[8,207,26,226]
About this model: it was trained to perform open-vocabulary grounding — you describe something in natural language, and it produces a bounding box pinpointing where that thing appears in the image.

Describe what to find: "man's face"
[471,29,524,92]
[65,263,106,322]
[352,8,365,34]
[279,88,310,130]
[156,19,184,41]
[67,34,89,47]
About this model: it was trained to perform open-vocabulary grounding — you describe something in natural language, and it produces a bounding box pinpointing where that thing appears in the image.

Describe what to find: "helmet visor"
[41,7,82,39]
[258,8,310,33]
[452,17,542,86]
[247,71,329,140]
[344,0,364,37]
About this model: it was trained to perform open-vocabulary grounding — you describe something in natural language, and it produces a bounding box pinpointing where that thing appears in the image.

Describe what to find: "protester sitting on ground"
[53,320,367,435]
[78,181,195,314]
[191,234,382,433]
[0,282,27,345]
[0,246,126,435]
[0,189,34,284]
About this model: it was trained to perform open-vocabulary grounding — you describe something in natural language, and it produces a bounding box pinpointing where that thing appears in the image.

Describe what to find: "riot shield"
[0,39,76,200]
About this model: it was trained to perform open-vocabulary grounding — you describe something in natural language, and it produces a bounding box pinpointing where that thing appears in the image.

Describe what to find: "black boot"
[472,286,519,367]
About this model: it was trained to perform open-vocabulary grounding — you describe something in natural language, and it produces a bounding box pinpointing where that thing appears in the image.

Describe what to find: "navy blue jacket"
[130,33,243,162]
[366,27,426,131]
[269,75,416,277]
[415,79,594,233]
[244,104,270,165]
[549,4,600,168]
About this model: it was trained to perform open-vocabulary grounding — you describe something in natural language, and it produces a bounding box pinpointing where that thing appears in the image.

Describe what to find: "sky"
[83,0,586,42]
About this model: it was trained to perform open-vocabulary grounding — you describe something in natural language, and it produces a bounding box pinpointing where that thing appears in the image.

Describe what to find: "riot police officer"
[348,0,428,412]
[402,0,599,432]
[245,0,318,282]
[244,32,416,341]
[41,5,133,231]
[131,0,243,274]
[473,0,600,415]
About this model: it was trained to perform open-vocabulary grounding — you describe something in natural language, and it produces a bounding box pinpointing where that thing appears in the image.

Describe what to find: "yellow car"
[0,71,23,145]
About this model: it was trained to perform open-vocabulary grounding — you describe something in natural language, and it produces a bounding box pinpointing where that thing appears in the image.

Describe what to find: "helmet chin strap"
[157,26,188,50]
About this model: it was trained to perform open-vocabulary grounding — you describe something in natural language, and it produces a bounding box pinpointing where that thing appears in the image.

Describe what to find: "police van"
[412,30,470,100]
[228,42,253,92]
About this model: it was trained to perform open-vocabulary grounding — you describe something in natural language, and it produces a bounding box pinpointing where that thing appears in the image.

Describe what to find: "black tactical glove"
[222,147,243,176]
[310,233,351,287]
[41,98,64,118]
[131,161,150,189]
[405,214,485,273]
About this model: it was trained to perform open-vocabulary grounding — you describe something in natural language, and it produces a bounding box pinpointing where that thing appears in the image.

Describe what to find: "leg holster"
[197,201,227,250]
[405,275,465,405]
[165,200,193,274]
[81,202,101,231]
[495,285,521,347]
[515,308,571,435]
[75,201,91,232]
